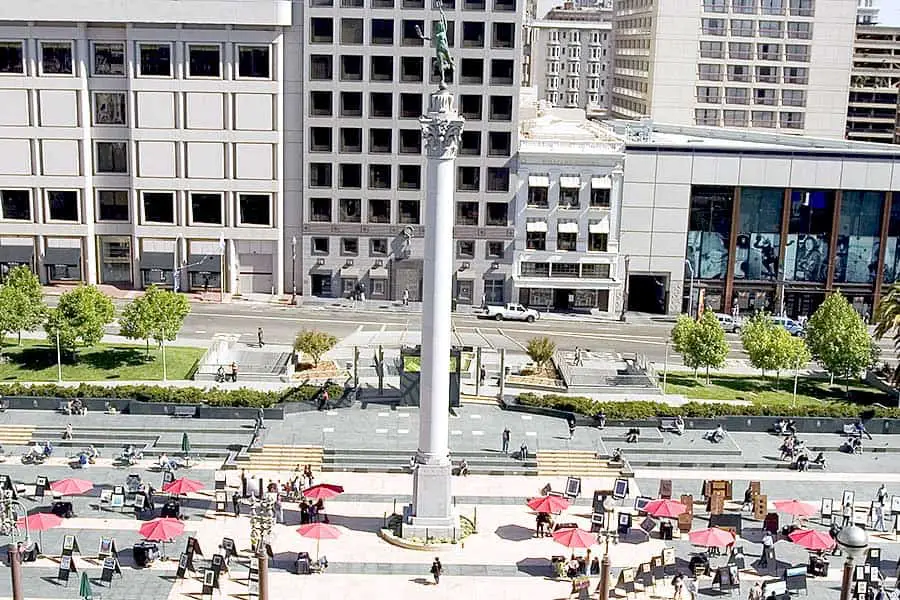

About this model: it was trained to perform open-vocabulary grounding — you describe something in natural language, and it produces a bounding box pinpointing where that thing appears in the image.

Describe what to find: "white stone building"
[611,0,857,138]
[513,103,625,315]
[525,2,614,113]
[0,0,291,294]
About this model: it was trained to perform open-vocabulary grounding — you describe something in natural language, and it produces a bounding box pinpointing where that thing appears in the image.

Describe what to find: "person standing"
[567,416,576,440]
[257,408,266,430]
[876,484,888,507]
[760,530,774,568]
[231,362,239,383]
[430,557,443,584]
[240,470,248,498]
[501,427,510,454]
[257,327,264,348]
[842,501,854,527]
[402,288,410,306]
[748,581,763,600]
[479,365,486,386]
[671,573,685,599]
[231,491,240,517]
[874,502,887,532]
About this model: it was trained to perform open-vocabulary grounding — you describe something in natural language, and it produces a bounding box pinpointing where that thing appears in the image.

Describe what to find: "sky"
[878,0,900,26]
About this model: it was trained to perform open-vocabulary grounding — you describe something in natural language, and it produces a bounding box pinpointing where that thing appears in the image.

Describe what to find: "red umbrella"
[552,527,596,549]
[162,478,204,496]
[789,529,835,551]
[526,495,571,514]
[16,513,63,551]
[139,517,185,542]
[774,499,816,518]
[302,484,344,501]
[688,527,735,548]
[50,478,93,496]
[296,522,342,560]
[644,499,687,519]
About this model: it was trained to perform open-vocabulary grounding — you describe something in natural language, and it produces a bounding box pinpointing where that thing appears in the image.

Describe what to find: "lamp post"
[249,496,275,600]
[684,259,695,317]
[1,490,29,600]
[290,236,298,305]
[618,254,630,322]
[596,499,618,600]
[836,525,869,600]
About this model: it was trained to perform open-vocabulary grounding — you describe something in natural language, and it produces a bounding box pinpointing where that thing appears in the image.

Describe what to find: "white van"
[715,313,741,333]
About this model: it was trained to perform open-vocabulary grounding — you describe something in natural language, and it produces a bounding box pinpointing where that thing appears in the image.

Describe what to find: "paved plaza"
[0,404,898,599]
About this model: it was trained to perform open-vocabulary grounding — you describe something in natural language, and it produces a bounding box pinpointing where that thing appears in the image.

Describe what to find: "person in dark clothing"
[479,365,486,386]
[430,557,443,584]
[230,362,238,383]
[501,428,510,454]
[232,491,240,517]
[257,327,265,347]
[567,417,576,440]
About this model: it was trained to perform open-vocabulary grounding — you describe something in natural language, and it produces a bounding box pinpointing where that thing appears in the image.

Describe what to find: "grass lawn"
[665,372,889,407]
[402,354,471,373]
[0,339,204,382]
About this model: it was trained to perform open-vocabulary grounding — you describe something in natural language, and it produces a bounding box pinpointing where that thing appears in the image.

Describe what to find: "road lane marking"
[469,414,482,419]
[326,411,337,416]
[378,412,390,417]
[398,413,410,418]
[521,415,532,420]
[451,430,462,435]
[496,329,527,351]
[376,428,388,434]
[526,431,537,436]
[471,430,484,436]
[322,427,335,433]
[398,429,409,434]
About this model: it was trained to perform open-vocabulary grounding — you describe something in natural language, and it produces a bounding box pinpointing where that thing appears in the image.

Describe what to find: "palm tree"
[874,283,900,383]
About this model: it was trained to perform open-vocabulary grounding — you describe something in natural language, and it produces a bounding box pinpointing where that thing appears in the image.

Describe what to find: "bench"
[659,418,678,433]
[172,406,196,419]
[842,424,861,437]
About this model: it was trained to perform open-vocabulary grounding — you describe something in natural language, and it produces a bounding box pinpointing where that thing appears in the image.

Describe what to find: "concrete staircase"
[0,425,34,446]
[236,444,325,472]
[536,450,626,478]
[322,448,539,475]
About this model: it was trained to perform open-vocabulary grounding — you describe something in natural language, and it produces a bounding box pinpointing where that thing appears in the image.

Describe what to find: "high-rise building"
[300,0,523,302]
[847,26,900,144]
[524,2,614,114]
[857,0,879,25]
[611,0,857,138]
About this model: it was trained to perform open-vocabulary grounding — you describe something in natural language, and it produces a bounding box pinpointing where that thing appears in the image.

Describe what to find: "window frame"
[95,189,130,223]
[140,191,176,225]
[186,43,223,79]
[94,141,129,174]
[39,41,74,76]
[0,189,32,222]
[90,42,125,77]
[137,42,173,78]
[0,40,24,75]
[93,91,127,126]
[236,44,272,80]
[237,193,273,227]
[188,192,225,226]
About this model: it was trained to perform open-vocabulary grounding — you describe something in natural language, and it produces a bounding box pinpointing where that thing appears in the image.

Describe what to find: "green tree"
[0,265,46,344]
[806,292,874,387]
[44,285,115,357]
[874,282,900,384]
[526,337,556,370]
[740,313,781,378]
[119,285,190,358]
[293,330,338,368]
[671,310,728,383]
[0,286,20,359]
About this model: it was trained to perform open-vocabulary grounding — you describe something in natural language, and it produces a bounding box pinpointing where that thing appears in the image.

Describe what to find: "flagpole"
[219,233,225,304]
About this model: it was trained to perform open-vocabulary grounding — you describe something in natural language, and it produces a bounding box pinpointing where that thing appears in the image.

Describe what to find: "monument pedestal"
[404,462,460,539]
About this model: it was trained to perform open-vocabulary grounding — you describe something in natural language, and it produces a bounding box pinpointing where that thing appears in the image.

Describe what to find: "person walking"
[842,501,854,528]
[231,362,239,383]
[402,288,410,306]
[748,581,763,600]
[874,502,887,532]
[501,427,510,454]
[876,484,888,507]
[257,327,264,347]
[257,407,266,430]
[479,365,486,386]
[567,416,576,440]
[430,557,443,584]
[760,530,775,568]
[232,491,240,517]
[671,573,685,599]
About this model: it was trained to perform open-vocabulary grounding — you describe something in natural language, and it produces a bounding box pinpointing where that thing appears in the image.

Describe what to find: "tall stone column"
[404,88,464,540]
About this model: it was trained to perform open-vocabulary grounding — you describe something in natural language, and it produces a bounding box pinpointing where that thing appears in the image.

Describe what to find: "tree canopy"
[44,285,115,356]
[293,330,338,368]
[119,285,190,357]
[806,292,875,385]
[671,309,729,383]
[0,265,46,346]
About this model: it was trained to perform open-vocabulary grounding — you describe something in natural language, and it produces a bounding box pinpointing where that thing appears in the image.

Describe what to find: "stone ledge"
[378,528,459,552]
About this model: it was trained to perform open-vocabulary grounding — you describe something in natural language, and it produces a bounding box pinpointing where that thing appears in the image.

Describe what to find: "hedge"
[518,393,900,420]
[0,383,344,409]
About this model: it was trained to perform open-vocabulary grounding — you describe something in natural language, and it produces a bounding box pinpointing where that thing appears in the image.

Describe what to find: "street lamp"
[290,236,298,305]
[836,525,869,600]
[596,498,618,600]
[249,496,275,600]
[1,490,29,600]
[684,259,695,317]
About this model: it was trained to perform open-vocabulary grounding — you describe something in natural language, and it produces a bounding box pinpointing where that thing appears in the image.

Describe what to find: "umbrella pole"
[316,538,320,563]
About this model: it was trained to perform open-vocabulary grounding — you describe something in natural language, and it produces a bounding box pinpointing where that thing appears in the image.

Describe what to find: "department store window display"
[783,189,833,282]
[835,191,882,284]
[687,186,733,280]
[884,201,900,283]
[734,187,782,281]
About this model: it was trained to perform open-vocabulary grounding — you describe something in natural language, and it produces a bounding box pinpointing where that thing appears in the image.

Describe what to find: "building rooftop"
[519,98,624,155]
[540,6,613,22]
[603,119,900,157]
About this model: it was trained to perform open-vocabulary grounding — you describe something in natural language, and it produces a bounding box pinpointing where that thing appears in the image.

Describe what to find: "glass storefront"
[835,191,883,284]
[784,189,834,283]
[687,186,733,280]
[734,188,782,281]
[884,200,900,283]
[98,236,132,284]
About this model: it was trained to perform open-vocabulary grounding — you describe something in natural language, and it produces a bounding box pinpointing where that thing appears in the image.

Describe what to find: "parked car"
[715,313,741,333]
[770,315,805,336]
[477,303,540,322]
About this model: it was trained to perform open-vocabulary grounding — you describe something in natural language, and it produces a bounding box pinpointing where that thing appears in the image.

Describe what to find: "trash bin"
[296,552,311,574]
[764,512,779,535]
[133,541,159,568]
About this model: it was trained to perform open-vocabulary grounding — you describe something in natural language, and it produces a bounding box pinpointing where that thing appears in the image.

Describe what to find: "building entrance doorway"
[311,273,332,296]
[553,289,574,311]
[627,275,668,314]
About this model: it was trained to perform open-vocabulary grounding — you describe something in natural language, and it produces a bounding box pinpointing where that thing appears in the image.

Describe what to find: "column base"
[403,462,459,540]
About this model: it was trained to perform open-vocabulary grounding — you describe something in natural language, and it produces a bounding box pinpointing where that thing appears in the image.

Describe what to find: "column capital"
[420,89,465,160]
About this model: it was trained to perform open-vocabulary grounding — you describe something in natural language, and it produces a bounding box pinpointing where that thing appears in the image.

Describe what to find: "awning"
[591,176,612,189]
[589,218,610,234]
[558,222,579,234]
[188,254,221,273]
[455,271,476,280]
[528,175,550,187]
[140,252,174,270]
[369,267,389,279]
[309,264,332,274]
[340,267,360,279]
[559,176,581,189]
[0,245,34,264]
[44,247,81,266]
[526,221,548,232]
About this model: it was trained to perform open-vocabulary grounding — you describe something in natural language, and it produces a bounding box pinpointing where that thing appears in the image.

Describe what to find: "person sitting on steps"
[625,428,640,444]
[704,424,726,444]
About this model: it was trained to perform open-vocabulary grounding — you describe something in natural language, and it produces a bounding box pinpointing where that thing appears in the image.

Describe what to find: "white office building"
[611,0,856,138]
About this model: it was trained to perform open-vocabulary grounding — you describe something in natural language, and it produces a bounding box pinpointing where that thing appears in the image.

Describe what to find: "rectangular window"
[695,108,720,126]
[552,263,578,277]
[785,44,809,62]
[310,55,333,80]
[560,187,580,208]
[732,0,756,13]
[754,88,777,105]
[47,191,78,222]
[0,190,30,221]
[138,43,172,77]
[369,199,390,223]
[582,264,611,278]
[486,241,505,258]
[701,18,726,36]
[781,89,805,107]
[402,19,426,46]
[310,18,335,44]
[40,42,73,75]
[756,66,779,83]
[456,201,479,225]
[697,86,721,103]
[457,240,475,258]
[341,238,358,256]
[789,0,814,16]
[310,127,333,152]
[487,167,509,192]
[310,163,332,188]
[457,167,480,192]
[340,164,361,189]
[94,92,126,125]
[557,232,577,251]
[371,238,388,256]
[591,188,610,207]
[727,64,751,82]
[588,231,608,252]
[238,45,271,79]
[784,66,808,84]
[528,186,549,208]
[340,128,362,153]
[758,21,783,38]
[188,45,221,78]
[751,110,776,127]
[757,43,781,61]
[0,42,23,74]
[369,165,392,189]
[97,190,129,222]
[730,19,754,37]
[92,42,125,76]
[190,193,223,225]
[310,197,332,222]
[486,202,507,226]
[779,111,804,129]
[398,165,421,190]
[341,18,364,45]
[399,200,420,224]
[725,88,750,104]
[703,0,726,11]
[456,279,473,303]
[723,110,748,127]
[312,237,329,255]
[787,22,812,40]
[526,231,546,250]
[698,64,723,81]
[239,194,271,226]
[521,262,549,277]
[142,192,174,224]
[760,0,783,14]
[340,198,362,222]
[95,142,128,174]
[310,91,332,117]
[729,42,752,59]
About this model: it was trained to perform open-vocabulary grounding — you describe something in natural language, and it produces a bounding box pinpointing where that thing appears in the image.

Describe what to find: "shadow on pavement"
[494,524,535,541]
[516,557,552,577]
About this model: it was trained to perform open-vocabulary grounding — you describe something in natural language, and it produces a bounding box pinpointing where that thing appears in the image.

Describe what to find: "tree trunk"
[705,365,710,385]
[775,370,780,383]
[146,338,151,359]
[16,330,21,345]
[830,372,834,385]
